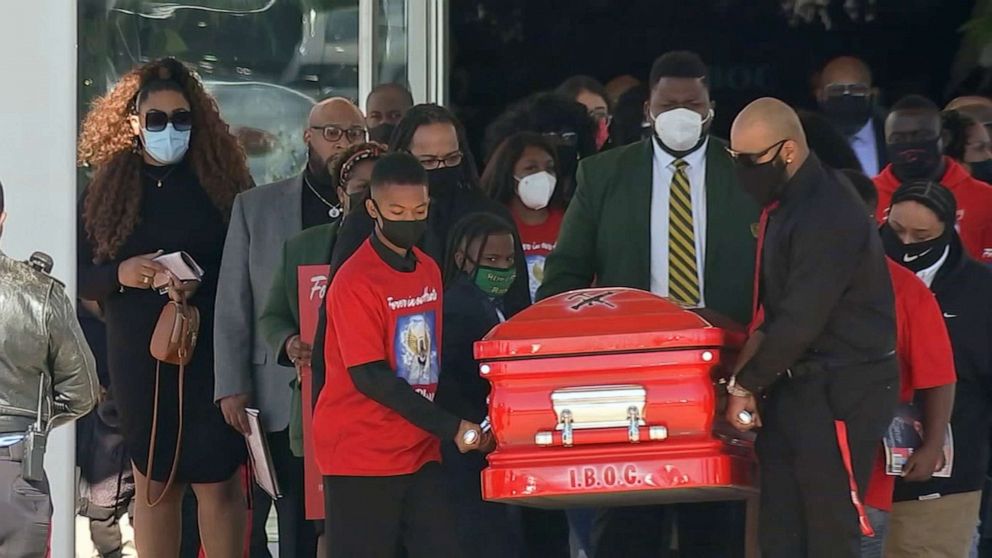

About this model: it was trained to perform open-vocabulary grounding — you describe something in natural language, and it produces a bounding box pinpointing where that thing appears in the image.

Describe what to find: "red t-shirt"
[864,259,956,511]
[875,158,992,263]
[312,240,444,476]
[513,207,564,301]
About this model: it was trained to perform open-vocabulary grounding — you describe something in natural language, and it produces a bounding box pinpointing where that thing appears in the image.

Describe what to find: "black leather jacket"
[0,251,98,434]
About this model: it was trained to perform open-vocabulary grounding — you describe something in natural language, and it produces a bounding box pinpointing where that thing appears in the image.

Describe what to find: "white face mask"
[515,171,557,210]
[653,107,712,153]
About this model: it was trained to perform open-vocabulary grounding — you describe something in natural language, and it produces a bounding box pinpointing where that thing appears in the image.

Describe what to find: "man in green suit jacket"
[259,222,338,458]
[538,55,758,327]
[260,222,338,369]
[539,51,759,558]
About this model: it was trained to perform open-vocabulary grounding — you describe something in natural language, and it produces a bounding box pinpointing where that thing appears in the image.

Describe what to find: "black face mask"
[372,200,427,250]
[556,145,579,181]
[427,166,463,197]
[970,159,992,184]
[733,154,790,207]
[369,123,397,145]
[880,223,950,273]
[821,95,873,137]
[887,140,943,182]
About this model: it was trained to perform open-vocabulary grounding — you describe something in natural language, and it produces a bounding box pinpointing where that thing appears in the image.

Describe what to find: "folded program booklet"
[153,251,205,283]
[883,403,953,478]
[245,408,283,500]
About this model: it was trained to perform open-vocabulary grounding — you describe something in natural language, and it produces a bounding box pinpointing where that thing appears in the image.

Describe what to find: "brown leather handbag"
[150,297,200,365]
[146,295,200,507]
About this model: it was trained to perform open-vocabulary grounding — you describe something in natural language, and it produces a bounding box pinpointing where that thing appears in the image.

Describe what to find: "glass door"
[358,0,447,111]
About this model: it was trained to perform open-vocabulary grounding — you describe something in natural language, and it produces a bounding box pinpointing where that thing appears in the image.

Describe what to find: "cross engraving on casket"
[567,291,618,311]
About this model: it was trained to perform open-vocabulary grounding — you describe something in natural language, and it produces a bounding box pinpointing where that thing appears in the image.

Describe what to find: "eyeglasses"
[310,125,368,144]
[726,140,788,167]
[824,83,871,97]
[144,109,193,132]
[417,151,463,170]
[542,131,579,147]
[589,108,612,124]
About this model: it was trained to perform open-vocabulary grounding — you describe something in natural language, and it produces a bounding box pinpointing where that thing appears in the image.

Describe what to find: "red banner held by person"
[298,264,331,520]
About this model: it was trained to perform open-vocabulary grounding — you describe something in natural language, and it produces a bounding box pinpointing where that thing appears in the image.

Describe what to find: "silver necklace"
[304,176,342,219]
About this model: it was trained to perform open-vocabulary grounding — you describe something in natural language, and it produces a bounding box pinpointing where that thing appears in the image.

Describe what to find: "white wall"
[0,2,79,557]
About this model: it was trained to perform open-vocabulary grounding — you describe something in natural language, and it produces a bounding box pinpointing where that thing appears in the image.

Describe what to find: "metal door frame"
[359,0,447,112]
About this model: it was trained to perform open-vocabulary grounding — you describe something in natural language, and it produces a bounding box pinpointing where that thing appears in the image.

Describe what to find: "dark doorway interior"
[451,0,979,160]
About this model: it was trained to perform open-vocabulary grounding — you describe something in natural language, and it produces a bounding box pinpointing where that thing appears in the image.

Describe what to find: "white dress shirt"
[650,139,708,305]
[849,119,881,177]
[915,246,950,288]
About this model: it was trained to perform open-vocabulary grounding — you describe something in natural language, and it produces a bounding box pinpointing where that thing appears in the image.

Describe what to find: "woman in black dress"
[77,58,252,557]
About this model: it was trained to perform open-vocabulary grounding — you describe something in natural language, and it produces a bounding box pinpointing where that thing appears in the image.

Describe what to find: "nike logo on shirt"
[943,313,958,319]
[903,249,933,263]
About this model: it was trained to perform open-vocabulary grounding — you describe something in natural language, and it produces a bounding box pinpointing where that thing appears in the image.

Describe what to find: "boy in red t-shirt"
[312,153,483,558]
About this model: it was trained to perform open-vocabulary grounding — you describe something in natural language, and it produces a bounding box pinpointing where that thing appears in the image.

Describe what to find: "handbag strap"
[145,292,189,508]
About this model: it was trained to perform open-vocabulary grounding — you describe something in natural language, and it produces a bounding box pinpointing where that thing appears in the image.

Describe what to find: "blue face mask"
[142,124,191,165]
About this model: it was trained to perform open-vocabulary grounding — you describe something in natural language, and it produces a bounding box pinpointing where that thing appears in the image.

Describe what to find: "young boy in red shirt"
[312,152,483,558]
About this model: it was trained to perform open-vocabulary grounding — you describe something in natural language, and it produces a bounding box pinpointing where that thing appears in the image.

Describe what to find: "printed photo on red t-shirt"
[515,208,564,301]
[394,311,440,399]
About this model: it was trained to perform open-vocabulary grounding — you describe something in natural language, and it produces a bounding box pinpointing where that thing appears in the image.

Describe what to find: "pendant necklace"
[145,165,178,188]
[304,176,342,219]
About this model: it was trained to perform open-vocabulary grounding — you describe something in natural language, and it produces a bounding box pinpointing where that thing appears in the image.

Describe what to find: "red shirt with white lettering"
[864,259,956,511]
[513,207,564,301]
[312,239,444,476]
[875,158,992,263]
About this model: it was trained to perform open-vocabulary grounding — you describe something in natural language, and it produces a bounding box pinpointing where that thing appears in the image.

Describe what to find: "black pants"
[0,457,51,558]
[756,360,898,558]
[323,461,463,558]
[591,501,745,558]
[180,488,200,558]
[249,428,316,558]
[441,442,523,558]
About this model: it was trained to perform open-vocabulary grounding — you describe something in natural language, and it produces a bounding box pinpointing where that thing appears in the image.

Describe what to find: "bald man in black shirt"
[725,98,899,558]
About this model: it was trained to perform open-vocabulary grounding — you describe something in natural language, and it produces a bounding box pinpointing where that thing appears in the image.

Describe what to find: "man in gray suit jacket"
[214,97,367,558]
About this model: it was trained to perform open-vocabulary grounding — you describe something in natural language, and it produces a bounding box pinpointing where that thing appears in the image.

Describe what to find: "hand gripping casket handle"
[534,385,668,448]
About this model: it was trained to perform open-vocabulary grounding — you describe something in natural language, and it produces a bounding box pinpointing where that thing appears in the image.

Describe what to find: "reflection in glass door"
[78,0,444,187]
[359,0,446,110]
[78,0,363,186]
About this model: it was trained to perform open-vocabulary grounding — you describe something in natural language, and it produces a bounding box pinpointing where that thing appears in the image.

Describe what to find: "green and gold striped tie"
[668,159,700,305]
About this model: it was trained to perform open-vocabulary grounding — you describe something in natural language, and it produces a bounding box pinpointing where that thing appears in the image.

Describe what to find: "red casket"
[475,288,758,509]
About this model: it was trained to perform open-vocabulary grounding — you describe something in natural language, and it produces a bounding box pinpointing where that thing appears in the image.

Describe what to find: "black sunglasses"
[144,109,193,132]
[726,140,788,167]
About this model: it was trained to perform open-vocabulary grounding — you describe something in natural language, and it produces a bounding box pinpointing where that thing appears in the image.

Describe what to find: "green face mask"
[472,264,516,298]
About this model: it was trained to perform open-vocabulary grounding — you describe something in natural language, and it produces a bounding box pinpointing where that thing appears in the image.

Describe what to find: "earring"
[131,136,142,154]
[786,158,793,164]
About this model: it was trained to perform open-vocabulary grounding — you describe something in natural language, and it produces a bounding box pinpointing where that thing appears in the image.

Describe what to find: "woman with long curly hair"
[77,57,252,557]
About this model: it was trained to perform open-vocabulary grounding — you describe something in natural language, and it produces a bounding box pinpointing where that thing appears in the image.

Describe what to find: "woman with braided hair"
[77,57,252,557]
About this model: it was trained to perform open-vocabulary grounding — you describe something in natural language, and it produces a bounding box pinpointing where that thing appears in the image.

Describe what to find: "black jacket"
[737,154,897,392]
[435,274,503,424]
[895,235,992,501]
